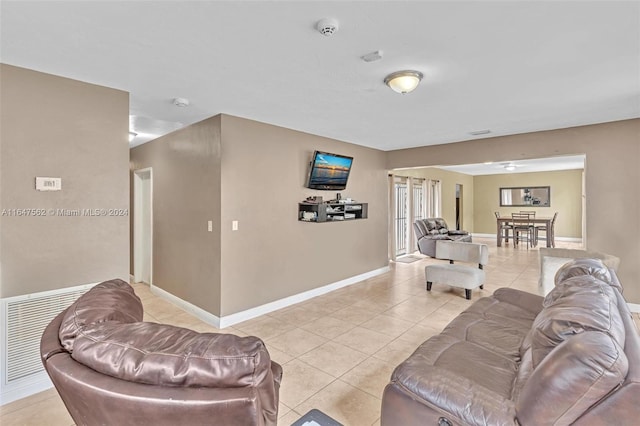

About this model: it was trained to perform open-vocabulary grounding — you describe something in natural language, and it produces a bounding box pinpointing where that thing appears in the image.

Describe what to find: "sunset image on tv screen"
[309,153,353,186]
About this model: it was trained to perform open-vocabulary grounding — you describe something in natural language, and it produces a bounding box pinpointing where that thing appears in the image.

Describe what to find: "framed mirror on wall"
[500,186,550,207]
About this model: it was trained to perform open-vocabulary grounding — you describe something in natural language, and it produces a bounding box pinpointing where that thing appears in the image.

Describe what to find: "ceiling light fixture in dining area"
[384,70,423,94]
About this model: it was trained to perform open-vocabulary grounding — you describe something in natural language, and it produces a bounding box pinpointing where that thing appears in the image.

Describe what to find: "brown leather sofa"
[41,279,282,426]
[381,258,639,425]
[413,218,472,257]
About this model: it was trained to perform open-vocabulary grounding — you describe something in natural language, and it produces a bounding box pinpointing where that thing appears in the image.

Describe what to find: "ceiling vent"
[469,129,491,136]
[361,50,383,63]
[316,18,339,36]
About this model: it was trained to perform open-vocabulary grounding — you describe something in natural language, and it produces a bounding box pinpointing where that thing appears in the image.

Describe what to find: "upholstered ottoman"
[425,240,489,300]
[426,264,485,299]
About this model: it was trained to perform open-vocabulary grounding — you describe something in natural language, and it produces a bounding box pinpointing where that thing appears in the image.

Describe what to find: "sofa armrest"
[417,235,451,257]
[493,288,544,315]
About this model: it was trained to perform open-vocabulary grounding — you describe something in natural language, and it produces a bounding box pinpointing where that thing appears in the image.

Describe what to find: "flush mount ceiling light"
[128,131,137,142]
[384,70,423,94]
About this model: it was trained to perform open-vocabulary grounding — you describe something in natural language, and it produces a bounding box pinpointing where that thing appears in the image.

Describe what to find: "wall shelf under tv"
[298,202,368,223]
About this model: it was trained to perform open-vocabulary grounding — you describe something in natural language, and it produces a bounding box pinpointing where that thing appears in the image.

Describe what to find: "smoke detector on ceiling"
[316,18,339,36]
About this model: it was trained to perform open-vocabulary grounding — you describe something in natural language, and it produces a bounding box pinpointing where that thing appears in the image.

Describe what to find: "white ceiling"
[1,1,639,151]
[432,154,585,176]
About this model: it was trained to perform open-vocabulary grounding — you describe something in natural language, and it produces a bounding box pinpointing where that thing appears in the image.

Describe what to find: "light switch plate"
[232,220,238,231]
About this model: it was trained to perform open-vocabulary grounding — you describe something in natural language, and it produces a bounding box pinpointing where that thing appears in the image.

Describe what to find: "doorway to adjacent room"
[133,168,153,284]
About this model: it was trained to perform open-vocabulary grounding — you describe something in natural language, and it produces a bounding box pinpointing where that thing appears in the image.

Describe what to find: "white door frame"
[133,167,153,284]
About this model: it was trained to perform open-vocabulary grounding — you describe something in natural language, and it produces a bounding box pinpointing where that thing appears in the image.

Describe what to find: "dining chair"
[495,211,513,243]
[519,210,536,217]
[535,212,558,248]
[512,212,535,249]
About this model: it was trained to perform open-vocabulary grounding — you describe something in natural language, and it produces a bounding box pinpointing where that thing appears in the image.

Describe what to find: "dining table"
[496,215,554,247]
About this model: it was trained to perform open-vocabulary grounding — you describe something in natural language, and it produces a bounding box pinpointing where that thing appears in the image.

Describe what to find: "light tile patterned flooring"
[2,238,639,426]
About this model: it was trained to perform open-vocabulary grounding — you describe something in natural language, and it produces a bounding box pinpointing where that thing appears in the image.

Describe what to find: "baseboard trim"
[0,368,53,406]
[150,266,390,329]
[628,303,640,313]
[550,236,582,242]
[472,233,582,243]
[219,266,390,328]
[150,284,222,328]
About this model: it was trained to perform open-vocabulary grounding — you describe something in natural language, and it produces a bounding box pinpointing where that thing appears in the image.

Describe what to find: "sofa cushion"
[554,258,616,289]
[391,333,517,425]
[59,279,143,352]
[516,331,628,425]
[441,312,526,359]
[530,275,625,368]
[466,289,542,328]
[71,321,273,388]
[435,218,448,229]
[425,219,437,230]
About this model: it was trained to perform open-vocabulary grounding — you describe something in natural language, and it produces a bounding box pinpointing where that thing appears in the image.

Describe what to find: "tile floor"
[2,238,639,426]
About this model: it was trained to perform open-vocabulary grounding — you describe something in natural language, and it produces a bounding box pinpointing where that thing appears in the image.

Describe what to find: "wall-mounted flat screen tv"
[305,151,354,191]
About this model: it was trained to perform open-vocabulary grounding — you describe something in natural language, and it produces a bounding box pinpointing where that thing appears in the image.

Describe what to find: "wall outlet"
[207,221,212,232]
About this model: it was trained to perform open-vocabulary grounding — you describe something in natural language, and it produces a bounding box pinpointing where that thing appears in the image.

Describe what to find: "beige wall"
[0,65,130,298]
[129,116,222,315]
[474,169,583,238]
[387,119,640,303]
[130,114,389,317]
[394,167,475,232]
[219,115,389,315]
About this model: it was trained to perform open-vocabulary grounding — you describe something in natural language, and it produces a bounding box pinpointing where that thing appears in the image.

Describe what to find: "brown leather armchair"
[41,279,282,426]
